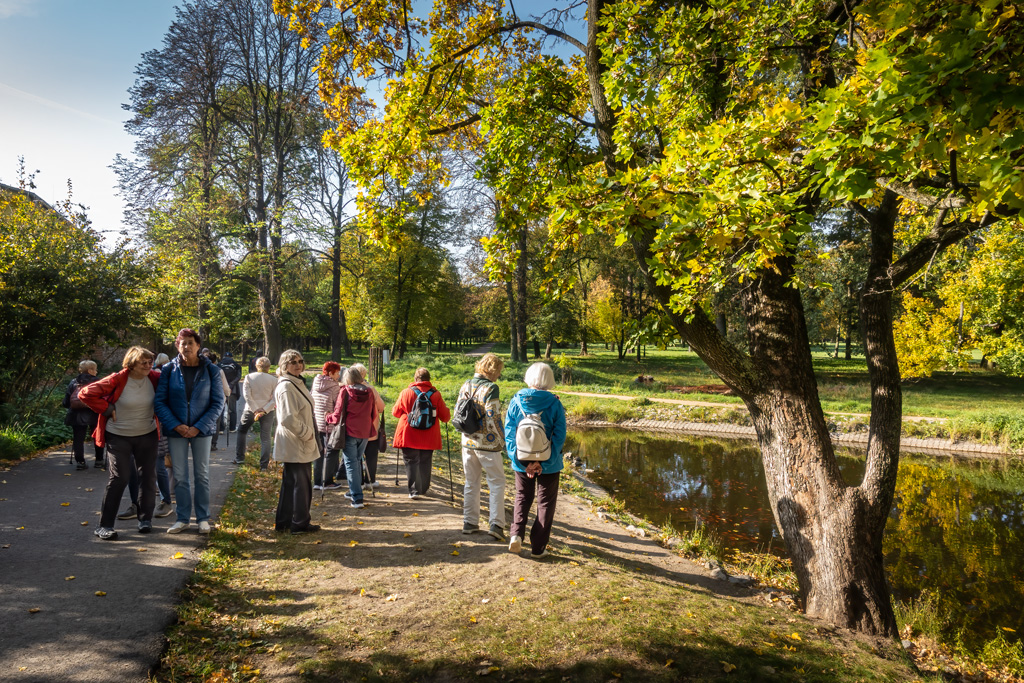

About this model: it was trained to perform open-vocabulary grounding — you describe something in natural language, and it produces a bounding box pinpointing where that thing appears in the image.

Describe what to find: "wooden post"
[367,346,384,386]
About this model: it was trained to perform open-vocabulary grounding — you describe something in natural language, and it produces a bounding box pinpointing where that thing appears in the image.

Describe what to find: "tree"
[0,172,146,403]
[278,0,1024,636]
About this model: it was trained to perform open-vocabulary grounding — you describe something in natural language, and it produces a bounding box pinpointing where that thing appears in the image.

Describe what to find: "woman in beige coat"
[273,349,321,534]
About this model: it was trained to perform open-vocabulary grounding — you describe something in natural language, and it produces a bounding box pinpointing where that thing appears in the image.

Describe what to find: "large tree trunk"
[506,278,520,362]
[515,223,529,363]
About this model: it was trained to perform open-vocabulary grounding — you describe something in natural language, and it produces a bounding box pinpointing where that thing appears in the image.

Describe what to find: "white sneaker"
[313,484,324,491]
[508,535,522,554]
[370,481,381,488]
[167,521,189,534]
[198,521,211,534]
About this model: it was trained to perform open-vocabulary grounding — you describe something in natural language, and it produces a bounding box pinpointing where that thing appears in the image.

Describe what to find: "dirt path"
[0,438,243,682]
[464,341,497,357]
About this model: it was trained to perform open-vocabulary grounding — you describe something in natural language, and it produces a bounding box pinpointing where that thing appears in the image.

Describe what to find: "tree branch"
[876,177,968,209]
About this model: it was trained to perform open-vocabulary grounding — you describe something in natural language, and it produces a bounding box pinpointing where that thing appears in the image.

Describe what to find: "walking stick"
[363,456,375,498]
[445,421,454,503]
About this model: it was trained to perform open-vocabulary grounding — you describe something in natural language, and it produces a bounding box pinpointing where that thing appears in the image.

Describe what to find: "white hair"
[349,362,368,382]
[78,359,97,373]
[523,362,555,391]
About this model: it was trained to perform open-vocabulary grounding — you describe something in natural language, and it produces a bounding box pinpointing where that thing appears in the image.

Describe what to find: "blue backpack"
[408,387,436,430]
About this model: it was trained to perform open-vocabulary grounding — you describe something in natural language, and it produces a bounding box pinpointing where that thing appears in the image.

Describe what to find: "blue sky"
[0,0,178,237]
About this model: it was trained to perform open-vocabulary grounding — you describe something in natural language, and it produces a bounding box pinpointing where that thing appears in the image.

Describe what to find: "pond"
[566,428,1024,651]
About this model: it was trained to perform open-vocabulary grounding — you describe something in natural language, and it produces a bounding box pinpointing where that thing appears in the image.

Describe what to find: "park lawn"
[151,453,930,683]
[303,344,1024,432]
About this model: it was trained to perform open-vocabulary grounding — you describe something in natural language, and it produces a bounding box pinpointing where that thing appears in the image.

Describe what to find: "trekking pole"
[320,435,329,501]
[363,458,375,498]
[445,421,454,503]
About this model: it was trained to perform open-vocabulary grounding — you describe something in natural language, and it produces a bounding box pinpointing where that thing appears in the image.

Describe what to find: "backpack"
[452,380,486,435]
[68,380,89,411]
[408,387,436,430]
[221,361,240,387]
[515,411,552,462]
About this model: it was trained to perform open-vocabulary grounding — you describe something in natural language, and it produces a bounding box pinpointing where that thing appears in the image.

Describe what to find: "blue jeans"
[169,435,212,523]
[342,435,368,504]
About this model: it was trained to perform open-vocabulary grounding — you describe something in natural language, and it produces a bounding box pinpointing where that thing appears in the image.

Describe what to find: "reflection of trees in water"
[568,430,1024,649]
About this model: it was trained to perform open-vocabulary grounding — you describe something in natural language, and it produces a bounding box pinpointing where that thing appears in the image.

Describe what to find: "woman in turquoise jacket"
[503,362,566,559]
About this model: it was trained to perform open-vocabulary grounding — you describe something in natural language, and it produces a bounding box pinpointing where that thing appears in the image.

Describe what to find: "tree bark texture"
[514,223,529,363]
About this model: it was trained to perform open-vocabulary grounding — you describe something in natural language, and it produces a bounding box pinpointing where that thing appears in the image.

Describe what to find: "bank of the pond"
[564,427,1024,681]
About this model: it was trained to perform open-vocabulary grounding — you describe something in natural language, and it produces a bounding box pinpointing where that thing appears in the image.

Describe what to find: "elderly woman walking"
[234,356,277,469]
[273,349,321,533]
[503,362,567,559]
[79,347,161,540]
[63,359,104,470]
[311,361,344,490]
[155,329,224,535]
[391,367,450,499]
[325,367,380,508]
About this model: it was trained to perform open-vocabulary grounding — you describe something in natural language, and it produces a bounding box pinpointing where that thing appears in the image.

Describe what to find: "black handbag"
[377,414,387,453]
[325,391,348,451]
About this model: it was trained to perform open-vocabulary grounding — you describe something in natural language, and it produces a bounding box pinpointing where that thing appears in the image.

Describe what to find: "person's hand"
[325,414,337,425]
[185,426,200,438]
[526,461,542,478]
[164,455,172,468]
[255,410,265,419]
[174,424,190,437]
[110,409,117,423]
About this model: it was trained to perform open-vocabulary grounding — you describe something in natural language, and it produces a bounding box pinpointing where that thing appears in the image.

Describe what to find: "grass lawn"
[298,343,1024,449]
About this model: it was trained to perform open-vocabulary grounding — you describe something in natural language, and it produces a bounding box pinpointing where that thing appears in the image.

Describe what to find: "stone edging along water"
[570,418,1016,459]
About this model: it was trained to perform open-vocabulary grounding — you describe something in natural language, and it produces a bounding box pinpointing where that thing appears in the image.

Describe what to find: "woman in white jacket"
[272,350,321,534]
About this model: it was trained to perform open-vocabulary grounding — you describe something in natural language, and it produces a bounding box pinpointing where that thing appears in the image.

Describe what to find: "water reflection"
[566,428,1024,649]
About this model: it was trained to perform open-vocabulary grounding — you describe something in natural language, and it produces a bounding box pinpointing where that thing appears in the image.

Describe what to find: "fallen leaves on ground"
[60,502,70,506]
[721,661,736,673]
[28,607,40,613]
[95,591,107,597]
[171,552,184,559]
[65,576,75,581]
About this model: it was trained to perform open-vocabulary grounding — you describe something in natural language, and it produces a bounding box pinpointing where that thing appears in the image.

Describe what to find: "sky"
[0,0,178,239]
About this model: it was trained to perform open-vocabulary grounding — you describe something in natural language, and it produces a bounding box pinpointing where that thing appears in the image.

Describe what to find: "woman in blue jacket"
[503,362,566,559]
[154,328,224,535]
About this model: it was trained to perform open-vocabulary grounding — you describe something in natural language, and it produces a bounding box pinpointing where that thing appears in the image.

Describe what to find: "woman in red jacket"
[391,367,450,498]
[79,346,162,540]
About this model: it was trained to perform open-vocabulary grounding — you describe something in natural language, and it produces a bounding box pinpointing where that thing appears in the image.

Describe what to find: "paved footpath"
[0,437,244,682]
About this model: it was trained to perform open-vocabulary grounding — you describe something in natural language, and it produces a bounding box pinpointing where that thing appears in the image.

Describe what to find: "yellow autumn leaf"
[451,550,459,556]
[61,502,70,506]
[137,548,147,552]
[469,616,477,623]
[95,591,107,597]
[621,596,632,602]
[412,573,420,578]
[665,659,674,667]
[509,597,516,604]
[385,594,398,602]
[349,540,359,547]
[721,661,736,673]
[80,521,89,526]
[171,552,184,559]
[65,576,75,581]
[360,588,366,596]
[403,533,412,538]
[518,577,526,582]
[789,632,802,641]
[412,513,419,516]
[569,580,577,586]
[241,552,252,558]
[28,607,41,613]
[1003,627,1017,632]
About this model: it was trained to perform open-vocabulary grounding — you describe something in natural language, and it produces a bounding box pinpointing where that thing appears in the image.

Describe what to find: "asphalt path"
[0,430,247,682]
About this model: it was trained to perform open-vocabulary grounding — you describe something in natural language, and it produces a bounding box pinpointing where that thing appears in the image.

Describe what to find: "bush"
[0,424,36,461]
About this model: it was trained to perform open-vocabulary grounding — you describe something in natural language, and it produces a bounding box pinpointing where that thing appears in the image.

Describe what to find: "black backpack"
[452,380,486,435]
[221,361,240,387]
[408,387,436,430]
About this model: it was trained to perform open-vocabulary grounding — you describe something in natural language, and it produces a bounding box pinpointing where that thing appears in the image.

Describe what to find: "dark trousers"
[364,438,380,483]
[100,431,158,528]
[314,443,340,486]
[275,461,312,531]
[511,471,560,555]
[72,425,104,464]
[401,448,433,495]
[226,393,238,431]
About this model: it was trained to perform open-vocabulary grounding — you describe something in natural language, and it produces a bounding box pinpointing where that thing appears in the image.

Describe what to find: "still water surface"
[566,428,1024,649]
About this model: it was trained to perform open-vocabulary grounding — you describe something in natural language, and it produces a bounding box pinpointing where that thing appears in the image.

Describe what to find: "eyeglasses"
[293,359,305,365]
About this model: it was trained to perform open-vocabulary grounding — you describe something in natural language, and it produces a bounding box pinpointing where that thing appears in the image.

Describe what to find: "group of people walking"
[66,340,568,559]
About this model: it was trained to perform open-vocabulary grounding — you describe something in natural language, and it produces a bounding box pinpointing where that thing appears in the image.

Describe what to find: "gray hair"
[342,367,363,386]
[153,353,170,367]
[255,356,271,372]
[349,362,368,382]
[524,362,555,391]
[276,349,303,377]
[78,360,97,373]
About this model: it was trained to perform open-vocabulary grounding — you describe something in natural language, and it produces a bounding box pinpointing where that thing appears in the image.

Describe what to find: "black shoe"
[94,460,106,470]
[75,462,88,471]
[291,524,321,534]
[274,525,288,532]
[232,460,245,465]
[138,520,152,533]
